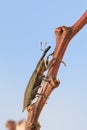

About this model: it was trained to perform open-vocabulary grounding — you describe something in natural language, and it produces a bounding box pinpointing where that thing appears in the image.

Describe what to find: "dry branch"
[25,11,87,130]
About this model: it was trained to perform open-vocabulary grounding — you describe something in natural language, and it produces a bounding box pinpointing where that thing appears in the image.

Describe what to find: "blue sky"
[0,1,87,130]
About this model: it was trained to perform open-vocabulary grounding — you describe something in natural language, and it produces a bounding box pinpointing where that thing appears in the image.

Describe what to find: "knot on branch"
[55,26,71,36]
[48,76,60,89]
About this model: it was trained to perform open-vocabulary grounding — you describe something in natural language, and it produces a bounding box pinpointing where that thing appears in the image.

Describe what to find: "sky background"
[0,1,87,130]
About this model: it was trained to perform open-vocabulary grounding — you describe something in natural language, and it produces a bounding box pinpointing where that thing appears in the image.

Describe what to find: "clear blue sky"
[0,1,87,130]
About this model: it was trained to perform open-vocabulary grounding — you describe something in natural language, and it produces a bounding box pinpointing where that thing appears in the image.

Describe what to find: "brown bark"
[25,11,87,130]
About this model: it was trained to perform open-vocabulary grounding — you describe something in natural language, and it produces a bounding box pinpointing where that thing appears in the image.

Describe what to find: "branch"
[25,11,87,130]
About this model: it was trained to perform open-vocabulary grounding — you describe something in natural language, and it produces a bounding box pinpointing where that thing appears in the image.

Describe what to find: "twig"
[25,11,87,130]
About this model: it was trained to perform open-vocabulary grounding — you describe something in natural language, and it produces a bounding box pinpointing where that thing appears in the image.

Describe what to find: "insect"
[22,45,51,112]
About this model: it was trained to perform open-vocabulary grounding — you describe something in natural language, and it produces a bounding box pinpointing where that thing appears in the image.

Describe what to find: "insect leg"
[45,51,66,68]
[32,85,41,94]
[36,92,48,99]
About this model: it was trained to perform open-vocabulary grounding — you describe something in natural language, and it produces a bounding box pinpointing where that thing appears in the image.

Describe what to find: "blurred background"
[0,0,87,130]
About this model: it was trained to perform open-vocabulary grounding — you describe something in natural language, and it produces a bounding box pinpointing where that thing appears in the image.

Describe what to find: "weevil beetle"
[22,46,51,112]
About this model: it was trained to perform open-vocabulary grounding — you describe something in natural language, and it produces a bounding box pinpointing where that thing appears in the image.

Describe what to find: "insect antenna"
[40,42,47,52]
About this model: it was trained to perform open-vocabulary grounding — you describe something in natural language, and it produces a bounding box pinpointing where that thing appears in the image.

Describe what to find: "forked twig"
[25,11,87,130]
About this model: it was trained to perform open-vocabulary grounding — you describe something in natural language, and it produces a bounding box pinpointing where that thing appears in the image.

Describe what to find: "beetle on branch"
[22,44,51,112]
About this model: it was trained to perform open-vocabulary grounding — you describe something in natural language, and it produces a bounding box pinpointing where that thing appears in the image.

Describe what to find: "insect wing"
[22,71,37,112]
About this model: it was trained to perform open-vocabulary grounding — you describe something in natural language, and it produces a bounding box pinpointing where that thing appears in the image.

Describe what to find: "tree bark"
[25,11,87,130]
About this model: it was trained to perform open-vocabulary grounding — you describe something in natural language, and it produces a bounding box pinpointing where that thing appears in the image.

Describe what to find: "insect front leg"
[46,53,66,70]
